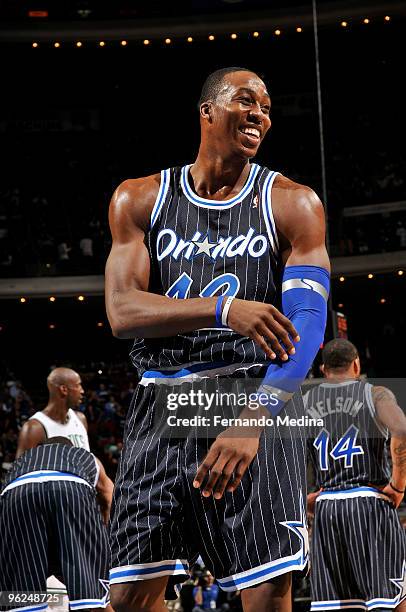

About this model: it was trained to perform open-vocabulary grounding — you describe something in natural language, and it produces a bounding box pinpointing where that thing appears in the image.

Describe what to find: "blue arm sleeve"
[258,265,330,415]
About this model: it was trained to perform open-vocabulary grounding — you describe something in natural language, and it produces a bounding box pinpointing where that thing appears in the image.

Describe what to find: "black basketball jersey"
[1,444,99,492]
[130,163,282,376]
[305,380,390,491]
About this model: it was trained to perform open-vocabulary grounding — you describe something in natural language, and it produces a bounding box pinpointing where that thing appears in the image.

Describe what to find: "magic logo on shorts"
[156,227,269,262]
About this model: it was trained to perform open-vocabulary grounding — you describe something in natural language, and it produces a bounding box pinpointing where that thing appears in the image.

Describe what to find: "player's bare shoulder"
[16,418,46,457]
[75,410,89,430]
[272,174,325,242]
[109,173,161,235]
[273,174,324,221]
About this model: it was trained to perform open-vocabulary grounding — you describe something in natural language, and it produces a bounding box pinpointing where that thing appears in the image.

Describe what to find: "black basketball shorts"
[310,492,406,610]
[109,374,309,593]
[0,479,110,611]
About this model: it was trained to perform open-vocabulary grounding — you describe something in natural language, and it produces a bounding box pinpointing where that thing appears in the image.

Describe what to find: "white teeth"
[241,128,260,138]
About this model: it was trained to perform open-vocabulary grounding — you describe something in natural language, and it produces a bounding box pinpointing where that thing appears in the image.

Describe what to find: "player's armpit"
[15,419,46,458]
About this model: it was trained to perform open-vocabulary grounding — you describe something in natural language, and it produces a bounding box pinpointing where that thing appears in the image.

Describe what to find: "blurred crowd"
[0,361,134,480]
[336,216,406,257]
[0,129,405,277]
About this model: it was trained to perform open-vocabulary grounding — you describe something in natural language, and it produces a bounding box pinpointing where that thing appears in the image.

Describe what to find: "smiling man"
[106,67,330,612]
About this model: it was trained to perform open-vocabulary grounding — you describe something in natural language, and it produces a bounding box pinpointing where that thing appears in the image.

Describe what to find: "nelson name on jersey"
[156,226,269,262]
[305,395,363,419]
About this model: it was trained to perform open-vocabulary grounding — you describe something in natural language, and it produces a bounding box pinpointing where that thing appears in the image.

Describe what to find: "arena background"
[0,2,405,608]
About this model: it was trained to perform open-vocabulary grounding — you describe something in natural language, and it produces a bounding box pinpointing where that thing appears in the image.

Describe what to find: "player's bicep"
[105,181,153,320]
[286,208,330,269]
[276,186,330,270]
[105,239,150,294]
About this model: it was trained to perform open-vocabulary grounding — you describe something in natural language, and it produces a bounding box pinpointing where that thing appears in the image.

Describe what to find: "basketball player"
[305,339,406,611]
[105,67,330,611]
[0,437,114,612]
[16,367,90,457]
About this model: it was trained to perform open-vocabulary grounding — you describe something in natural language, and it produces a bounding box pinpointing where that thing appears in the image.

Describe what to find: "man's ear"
[354,357,361,377]
[319,364,325,375]
[60,384,68,398]
[200,101,212,121]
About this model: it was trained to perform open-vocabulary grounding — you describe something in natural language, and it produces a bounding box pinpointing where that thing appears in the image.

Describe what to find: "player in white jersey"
[16,367,90,457]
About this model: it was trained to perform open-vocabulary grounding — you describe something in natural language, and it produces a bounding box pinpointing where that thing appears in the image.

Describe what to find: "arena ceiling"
[0,0,405,41]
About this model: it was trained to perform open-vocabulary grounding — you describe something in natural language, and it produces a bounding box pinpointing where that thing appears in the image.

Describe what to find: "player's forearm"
[259,266,329,412]
[108,288,217,339]
[390,437,406,491]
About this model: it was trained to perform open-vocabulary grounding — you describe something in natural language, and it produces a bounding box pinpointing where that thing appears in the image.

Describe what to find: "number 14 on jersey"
[314,424,364,470]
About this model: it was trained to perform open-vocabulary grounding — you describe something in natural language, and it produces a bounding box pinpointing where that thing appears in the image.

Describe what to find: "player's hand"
[227,299,300,362]
[380,482,405,508]
[193,428,261,499]
[307,490,321,517]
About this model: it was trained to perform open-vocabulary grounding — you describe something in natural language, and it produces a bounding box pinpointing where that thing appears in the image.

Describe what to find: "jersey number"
[313,425,364,470]
[165,272,240,299]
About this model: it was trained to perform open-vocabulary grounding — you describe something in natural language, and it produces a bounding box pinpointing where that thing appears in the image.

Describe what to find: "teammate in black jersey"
[306,339,406,611]
[106,67,330,611]
[0,438,114,612]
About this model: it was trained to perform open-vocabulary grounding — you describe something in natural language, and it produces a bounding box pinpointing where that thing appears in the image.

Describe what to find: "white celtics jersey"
[29,409,90,451]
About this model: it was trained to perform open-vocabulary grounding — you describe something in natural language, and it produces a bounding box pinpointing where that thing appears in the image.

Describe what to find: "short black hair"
[43,436,74,446]
[322,338,359,370]
[197,66,254,109]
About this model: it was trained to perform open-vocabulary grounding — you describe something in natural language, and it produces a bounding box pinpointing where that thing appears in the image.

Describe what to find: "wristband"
[215,296,225,327]
[389,481,405,494]
[221,296,235,327]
